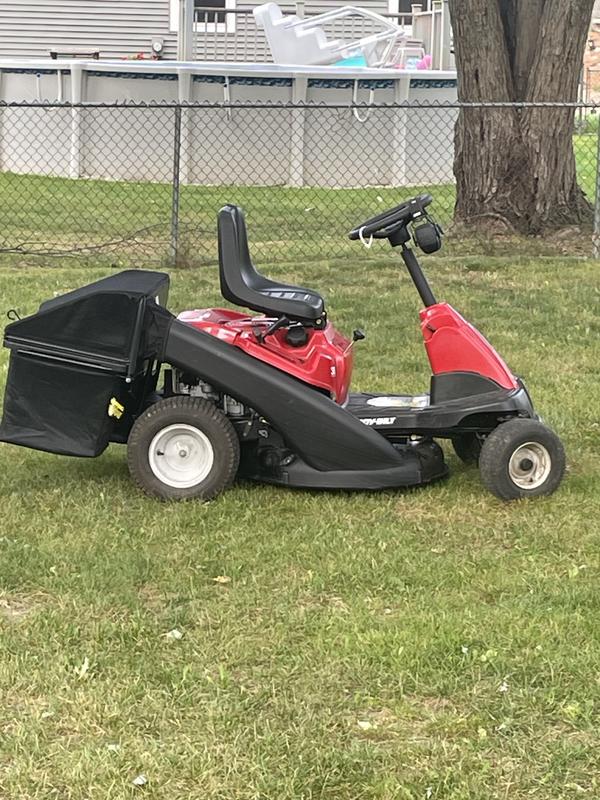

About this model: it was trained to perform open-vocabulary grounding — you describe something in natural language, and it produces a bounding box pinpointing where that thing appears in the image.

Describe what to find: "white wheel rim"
[508,441,551,490]
[148,424,214,489]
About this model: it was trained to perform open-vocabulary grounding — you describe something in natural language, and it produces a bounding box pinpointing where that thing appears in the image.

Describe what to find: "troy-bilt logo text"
[360,416,397,426]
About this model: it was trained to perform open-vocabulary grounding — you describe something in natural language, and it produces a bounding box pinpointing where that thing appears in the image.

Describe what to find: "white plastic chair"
[253,3,407,67]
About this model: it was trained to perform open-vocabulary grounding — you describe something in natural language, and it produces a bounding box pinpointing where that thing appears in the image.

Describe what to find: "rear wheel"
[127,397,240,501]
[479,418,565,501]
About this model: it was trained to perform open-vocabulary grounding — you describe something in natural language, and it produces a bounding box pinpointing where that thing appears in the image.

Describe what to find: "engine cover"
[178,308,353,404]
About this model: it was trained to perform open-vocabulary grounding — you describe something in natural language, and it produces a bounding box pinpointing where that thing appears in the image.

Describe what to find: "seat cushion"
[218,204,325,322]
[259,287,324,316]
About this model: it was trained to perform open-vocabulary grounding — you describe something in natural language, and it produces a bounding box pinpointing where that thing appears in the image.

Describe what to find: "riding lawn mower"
[0,194,565,501]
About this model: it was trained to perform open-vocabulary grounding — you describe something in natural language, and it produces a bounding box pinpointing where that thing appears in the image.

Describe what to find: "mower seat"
[218,205,325,323]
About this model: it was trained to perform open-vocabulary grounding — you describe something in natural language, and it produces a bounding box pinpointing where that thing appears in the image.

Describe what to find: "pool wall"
[0,60,458,188]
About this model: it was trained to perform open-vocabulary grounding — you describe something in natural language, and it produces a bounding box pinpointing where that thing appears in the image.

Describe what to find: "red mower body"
[178,308,353,404]
[420,303,518,391]
[179,301,518,405]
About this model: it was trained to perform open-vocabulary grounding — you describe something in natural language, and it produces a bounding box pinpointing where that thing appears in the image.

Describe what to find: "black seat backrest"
[217,204,325,322]
[218,204,260,307]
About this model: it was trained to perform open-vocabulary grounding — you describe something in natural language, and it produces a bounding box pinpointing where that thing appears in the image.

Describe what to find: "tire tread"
[479,418,565,501]
[127,396,240,501]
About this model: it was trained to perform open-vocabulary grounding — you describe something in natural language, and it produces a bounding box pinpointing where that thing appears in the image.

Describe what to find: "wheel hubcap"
[508,442,551,490]
[148,424,214,489]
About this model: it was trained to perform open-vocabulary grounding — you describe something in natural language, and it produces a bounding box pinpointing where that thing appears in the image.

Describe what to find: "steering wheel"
[348,194,433,242]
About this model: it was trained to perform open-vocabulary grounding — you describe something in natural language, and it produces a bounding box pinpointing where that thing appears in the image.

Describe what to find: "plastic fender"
[420,303,518,391]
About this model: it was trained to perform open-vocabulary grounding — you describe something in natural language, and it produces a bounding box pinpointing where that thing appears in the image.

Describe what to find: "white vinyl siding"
[0,0,397,62]
[0,0,178,60]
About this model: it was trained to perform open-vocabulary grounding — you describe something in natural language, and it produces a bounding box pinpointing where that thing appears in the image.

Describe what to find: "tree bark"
[450,0,530,229]
[448,0,595,234]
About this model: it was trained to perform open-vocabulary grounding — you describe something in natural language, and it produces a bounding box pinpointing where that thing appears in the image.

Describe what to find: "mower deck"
[238,438,448,490]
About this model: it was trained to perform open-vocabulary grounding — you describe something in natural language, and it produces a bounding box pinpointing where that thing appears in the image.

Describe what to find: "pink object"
[393,52,432,70]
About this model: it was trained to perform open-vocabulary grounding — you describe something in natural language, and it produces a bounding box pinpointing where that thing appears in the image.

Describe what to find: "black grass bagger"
[0,270,171,458]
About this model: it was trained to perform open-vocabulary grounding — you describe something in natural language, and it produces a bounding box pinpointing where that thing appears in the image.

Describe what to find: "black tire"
[479,418,565,501]
[127,396,240,501]
[452,433,483,465]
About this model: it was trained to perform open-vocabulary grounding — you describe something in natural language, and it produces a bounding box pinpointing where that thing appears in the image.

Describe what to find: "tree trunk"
[450,0,530,229]
[449,0,595,234]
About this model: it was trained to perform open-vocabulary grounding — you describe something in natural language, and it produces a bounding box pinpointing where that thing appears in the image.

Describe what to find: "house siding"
[0,0,178,60]
[0,0,397,62]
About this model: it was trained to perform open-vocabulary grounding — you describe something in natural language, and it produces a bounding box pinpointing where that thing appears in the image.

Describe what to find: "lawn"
[0,170,457,269]
[0,249,599,799]
[0,121,598,271]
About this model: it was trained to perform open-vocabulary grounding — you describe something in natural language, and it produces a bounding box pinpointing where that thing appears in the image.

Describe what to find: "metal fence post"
[170,106,182,267]
[594,117,600,259]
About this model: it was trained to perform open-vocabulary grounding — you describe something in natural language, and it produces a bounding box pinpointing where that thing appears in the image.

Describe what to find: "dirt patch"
[0,593,39,624]
[298,592,350,613]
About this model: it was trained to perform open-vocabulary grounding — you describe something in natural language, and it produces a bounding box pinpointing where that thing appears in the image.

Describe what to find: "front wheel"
[479,418,565,501]
[127,397,240,501]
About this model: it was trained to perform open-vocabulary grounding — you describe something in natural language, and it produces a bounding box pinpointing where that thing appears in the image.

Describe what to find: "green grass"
[0,123,598,272]
[573,131,598,200]
[0,170,455,270]
[0,252,599,799]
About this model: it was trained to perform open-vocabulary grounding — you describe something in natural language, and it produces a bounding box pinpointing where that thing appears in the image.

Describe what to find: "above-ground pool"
[0,59,458,188]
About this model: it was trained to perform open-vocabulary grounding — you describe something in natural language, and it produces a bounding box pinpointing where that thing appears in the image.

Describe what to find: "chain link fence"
[0,100,598,270]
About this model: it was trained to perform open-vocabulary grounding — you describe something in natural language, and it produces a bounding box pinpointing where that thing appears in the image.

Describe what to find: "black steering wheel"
[348,194,433,241]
